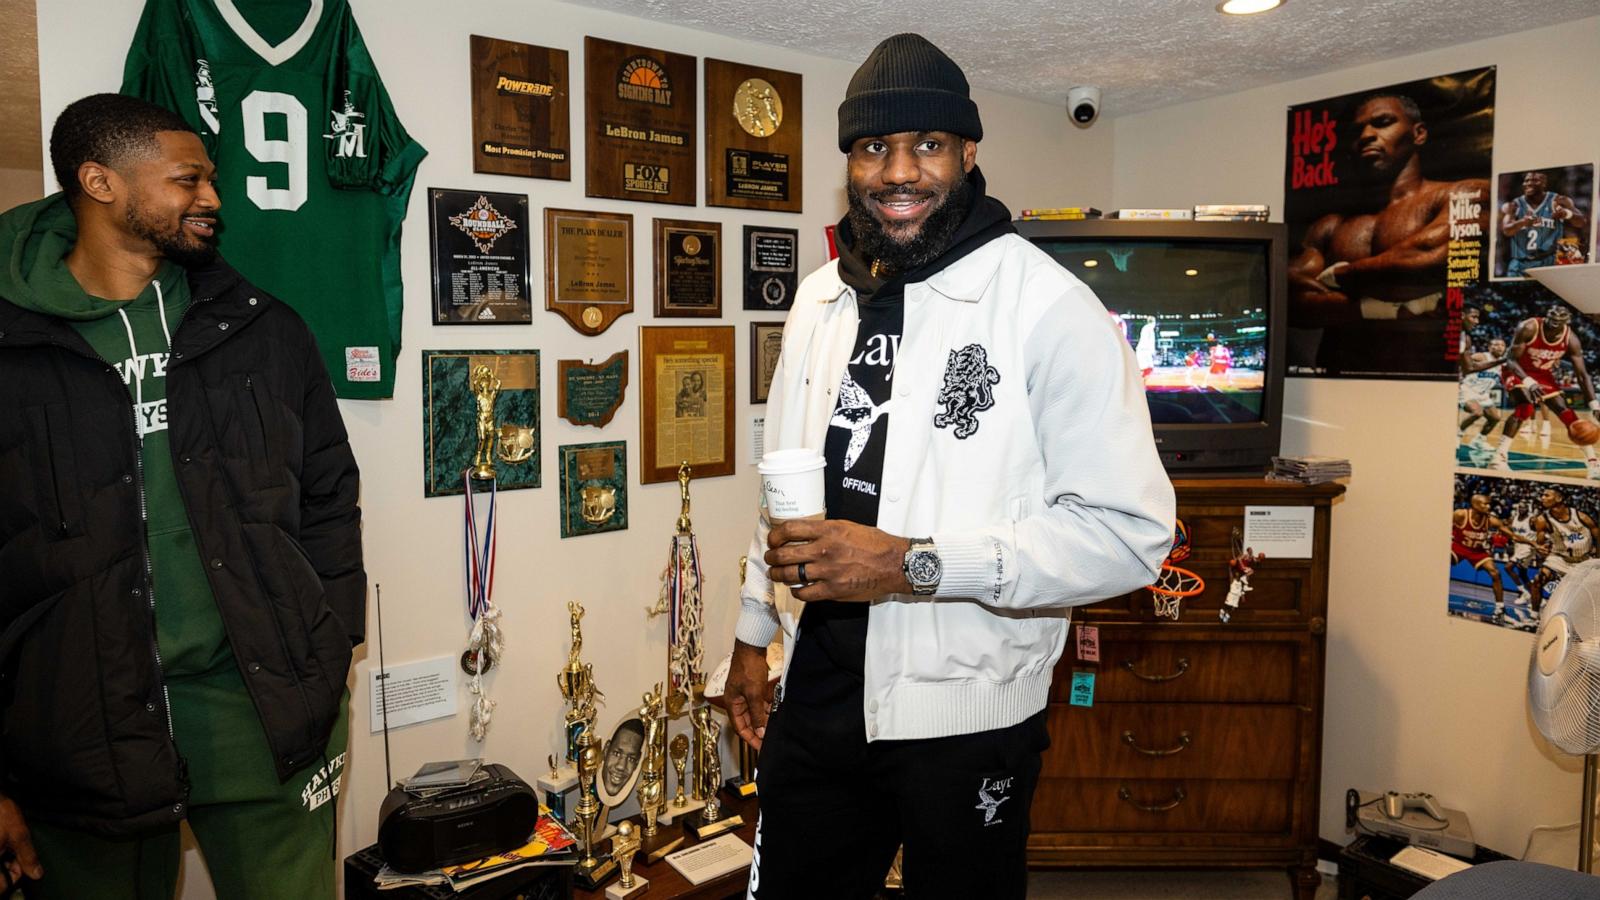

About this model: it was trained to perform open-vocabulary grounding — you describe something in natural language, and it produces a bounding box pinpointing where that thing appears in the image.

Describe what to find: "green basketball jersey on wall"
[123,0,427,399]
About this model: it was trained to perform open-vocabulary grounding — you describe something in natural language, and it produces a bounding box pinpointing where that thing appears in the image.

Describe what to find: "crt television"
[1015,219,1288,474]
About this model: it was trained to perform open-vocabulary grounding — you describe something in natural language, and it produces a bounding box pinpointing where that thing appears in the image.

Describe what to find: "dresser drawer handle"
[1117,785,1187,813]
[1122,657,1190,682]
[1122,729,1192,757]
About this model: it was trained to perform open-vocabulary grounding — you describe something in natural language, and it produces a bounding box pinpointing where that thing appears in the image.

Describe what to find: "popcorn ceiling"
[565,0,1598,116]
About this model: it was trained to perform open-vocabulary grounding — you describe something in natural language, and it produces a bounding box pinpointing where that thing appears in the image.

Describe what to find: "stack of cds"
[1194,204,1269,222]
[1267,455,1352,484]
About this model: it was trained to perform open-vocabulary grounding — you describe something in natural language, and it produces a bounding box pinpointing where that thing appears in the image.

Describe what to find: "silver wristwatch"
[902,538,942,596]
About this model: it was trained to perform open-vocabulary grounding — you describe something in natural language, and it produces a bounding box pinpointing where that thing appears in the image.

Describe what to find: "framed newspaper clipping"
[639,326,735,483]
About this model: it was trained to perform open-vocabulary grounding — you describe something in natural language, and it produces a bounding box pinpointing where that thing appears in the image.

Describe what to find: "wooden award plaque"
[705,58,802,213]
[584,36,698,207]
[470,35,571,180]
[544,208,633,336]
[653,218,722,318]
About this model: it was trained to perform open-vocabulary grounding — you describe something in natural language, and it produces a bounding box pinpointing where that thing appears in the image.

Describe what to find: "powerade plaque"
[470,35,570,180]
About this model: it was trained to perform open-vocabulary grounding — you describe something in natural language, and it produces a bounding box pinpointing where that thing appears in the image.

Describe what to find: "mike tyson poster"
[1284,67,1495,380]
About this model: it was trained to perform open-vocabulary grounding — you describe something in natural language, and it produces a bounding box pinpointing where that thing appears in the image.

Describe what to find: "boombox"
[377,763,540,872]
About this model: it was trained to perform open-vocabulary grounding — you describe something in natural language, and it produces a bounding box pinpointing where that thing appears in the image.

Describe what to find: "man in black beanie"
[725,33,1173,900]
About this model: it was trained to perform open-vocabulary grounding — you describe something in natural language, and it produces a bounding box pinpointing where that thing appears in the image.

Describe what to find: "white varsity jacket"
[735,233,1176,741]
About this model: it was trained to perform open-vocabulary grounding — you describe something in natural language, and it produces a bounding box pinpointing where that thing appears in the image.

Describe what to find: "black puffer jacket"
[0,257,365,836]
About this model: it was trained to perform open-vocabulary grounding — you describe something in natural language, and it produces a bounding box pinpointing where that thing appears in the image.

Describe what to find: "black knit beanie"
[837,33,982,152]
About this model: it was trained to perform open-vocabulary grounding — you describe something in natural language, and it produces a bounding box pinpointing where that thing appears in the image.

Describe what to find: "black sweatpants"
[746,634,1049,900]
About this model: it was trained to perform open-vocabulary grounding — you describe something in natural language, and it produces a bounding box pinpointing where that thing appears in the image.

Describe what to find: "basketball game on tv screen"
[1039,239,1270,426]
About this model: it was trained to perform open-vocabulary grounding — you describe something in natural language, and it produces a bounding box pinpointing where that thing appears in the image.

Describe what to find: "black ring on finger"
[797,562,808,584]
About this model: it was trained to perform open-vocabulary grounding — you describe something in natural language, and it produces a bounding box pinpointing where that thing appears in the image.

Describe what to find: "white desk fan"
[1529,558,1600,872]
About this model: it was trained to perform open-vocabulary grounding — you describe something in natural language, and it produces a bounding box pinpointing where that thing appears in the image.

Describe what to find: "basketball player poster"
[1449,471,1600,633]
[1452,278,1600,633]
[1284,67,1495,380]
[1492,164,1594,280]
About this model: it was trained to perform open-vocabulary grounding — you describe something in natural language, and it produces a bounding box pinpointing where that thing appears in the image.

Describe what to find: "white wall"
[31,2,1106,896]
[1113,17,1600,864]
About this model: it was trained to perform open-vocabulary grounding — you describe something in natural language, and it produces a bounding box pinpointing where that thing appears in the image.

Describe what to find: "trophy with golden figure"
[572,723,619,891]
[647,463,706,718]
[635,684,684,862]
[557,601,603,761]
[468,364,501,481]
[605,820,648,899]
[685,712,743,840]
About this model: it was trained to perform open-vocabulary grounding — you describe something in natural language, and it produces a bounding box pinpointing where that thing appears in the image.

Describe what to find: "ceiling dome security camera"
[1067,86,1101,127]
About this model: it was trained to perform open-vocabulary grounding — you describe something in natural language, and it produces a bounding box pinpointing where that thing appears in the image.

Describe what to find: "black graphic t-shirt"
[795,298,902,682]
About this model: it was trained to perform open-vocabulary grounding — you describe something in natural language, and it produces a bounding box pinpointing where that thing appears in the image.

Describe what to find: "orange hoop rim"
[1147,563,1205,597]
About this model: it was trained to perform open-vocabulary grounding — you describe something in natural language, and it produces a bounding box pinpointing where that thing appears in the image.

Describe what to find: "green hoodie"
[0,195,298,804]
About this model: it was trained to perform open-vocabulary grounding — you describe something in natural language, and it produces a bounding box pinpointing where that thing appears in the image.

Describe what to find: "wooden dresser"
[1029,479,1343,900]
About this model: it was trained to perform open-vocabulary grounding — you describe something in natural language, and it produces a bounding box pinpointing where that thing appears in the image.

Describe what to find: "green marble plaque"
[558,441,628,538]
[557,351,628,428]
[423,349,541,497]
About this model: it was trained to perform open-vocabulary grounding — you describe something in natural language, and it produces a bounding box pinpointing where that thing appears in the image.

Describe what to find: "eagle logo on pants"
[934,344,1000,439]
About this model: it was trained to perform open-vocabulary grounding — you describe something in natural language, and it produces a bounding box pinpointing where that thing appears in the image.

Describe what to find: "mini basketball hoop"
[1147,563,1205,620]
[1146,518,1204,619]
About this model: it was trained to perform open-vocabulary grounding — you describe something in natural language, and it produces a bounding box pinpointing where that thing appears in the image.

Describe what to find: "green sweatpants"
[24,672,350,900]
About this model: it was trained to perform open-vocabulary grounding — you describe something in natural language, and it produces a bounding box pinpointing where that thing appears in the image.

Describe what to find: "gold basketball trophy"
[605,820,647,899]
[636,684,684,862]
[468,364,501,481]
[557,601,603,761]
[572,724,618,890]
[647,463,712,827]
[685,713,743,840]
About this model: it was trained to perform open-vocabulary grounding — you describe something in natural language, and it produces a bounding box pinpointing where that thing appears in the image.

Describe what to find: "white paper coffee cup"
[758,449,826,521]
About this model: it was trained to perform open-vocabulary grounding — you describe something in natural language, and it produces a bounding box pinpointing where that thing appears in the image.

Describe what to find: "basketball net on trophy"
[647,462,705,717]
[1146,518,1204,620]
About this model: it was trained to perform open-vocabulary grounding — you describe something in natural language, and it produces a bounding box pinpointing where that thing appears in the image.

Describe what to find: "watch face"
[908,550,941,587]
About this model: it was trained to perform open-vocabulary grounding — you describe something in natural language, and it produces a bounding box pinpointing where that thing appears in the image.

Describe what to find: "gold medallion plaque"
[544,208,633,336]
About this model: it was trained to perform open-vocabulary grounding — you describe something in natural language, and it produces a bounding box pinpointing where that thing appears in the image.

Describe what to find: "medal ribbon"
[463,472,498,621]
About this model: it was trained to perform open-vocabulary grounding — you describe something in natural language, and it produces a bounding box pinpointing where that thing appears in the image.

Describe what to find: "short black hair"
[1357,93,1423,125]
[50,93,196,202]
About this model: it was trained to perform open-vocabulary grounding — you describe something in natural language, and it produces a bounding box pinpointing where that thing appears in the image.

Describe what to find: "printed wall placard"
[1284,67,1495,380]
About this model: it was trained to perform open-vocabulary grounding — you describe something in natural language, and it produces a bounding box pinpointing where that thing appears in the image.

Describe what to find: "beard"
[125,192,220,269]
[845,167,973,275]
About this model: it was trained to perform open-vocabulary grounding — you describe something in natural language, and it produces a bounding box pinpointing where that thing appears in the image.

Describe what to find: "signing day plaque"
[585,36,697,206]
[705,58,802,213]
[470,35,570,180]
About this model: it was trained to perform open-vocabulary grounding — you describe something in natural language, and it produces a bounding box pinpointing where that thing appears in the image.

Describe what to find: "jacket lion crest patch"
[934,344,1000,439]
